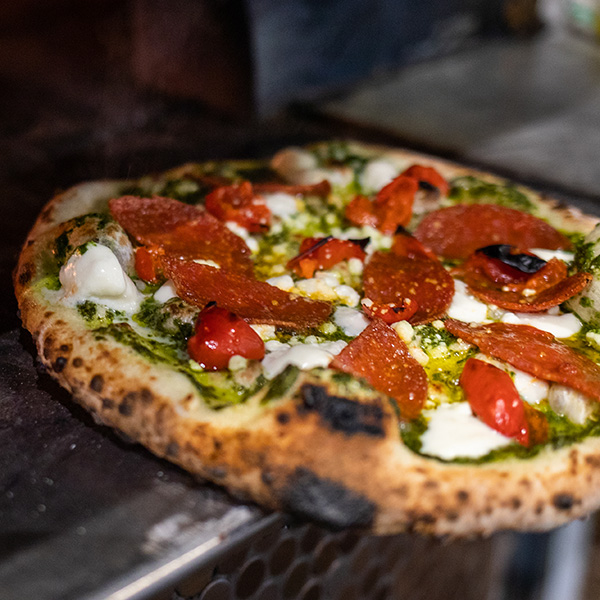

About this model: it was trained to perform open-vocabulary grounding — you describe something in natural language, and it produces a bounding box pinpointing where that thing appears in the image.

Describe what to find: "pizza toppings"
[363,251,454,325]
[414,204,572,259]
[331,319,428,420]
[287,236,367,278]
[459,357,534,446]
[205,182,271,232]
[187,303,265,371]
[401,164,450,196]
[445,319,600,403]
[361,297,418,324]
[454,247,592,313]
[163,257,332,329]
[109,195,254,277]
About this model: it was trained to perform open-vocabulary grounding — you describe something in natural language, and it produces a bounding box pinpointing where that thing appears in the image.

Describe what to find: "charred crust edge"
[282,467,375,530]
[299,384,385,437]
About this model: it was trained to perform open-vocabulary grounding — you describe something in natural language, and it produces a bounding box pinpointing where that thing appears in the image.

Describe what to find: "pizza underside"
[14,141,600,537]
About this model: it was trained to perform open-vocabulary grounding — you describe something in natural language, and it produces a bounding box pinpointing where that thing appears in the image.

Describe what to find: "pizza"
[14,140,600,537]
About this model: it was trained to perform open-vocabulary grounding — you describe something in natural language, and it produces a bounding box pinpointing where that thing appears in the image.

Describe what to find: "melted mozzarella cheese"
[500,311,582,338]
[446,280,489,323]
[225,221,259,252]
[59,244,143,313]
[334,306,369,336]
[154,280,178,303]
[529,248,574,263]
[420,402,512,460]
[263,192,299,219]
[262,340,347,379]
[360,159,397,193]
[548,384,596,424]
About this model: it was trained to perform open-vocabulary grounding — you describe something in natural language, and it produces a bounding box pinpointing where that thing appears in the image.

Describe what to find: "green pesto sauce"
[448,176,535,212]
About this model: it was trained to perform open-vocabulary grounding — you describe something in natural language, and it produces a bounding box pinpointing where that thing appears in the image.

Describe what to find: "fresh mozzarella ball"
[548,385,596,425]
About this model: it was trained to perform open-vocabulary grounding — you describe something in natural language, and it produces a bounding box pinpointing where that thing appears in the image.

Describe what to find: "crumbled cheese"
[333,306,369,336]
[228,355,249,371]
[407,345,429,366]
[250,324,277,341]
[392,320,414,344]
[347,258,364,275]
[59,244,143,314]
[420,402,512,460]
[266,275,294,292]
[334,285,360,307]
[586,330,600,350]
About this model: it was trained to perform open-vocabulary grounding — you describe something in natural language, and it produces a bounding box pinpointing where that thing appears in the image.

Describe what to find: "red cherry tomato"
[401,165,449,196]
[361,298,418,324]
[459,357,530,446]
[205,182,271,232]
[287,237,366,278]
[187,304,265,370]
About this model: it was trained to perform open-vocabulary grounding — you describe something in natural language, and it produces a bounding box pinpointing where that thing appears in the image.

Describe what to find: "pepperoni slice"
[109,195,254,275]
[414,204,572,259]
[163,257,331,330]
[363,251,454,325]
[455,255,591,313]
[287,237,366,278]
[445,319,600,402]
[205,182,271,232]
[330,319,428,420]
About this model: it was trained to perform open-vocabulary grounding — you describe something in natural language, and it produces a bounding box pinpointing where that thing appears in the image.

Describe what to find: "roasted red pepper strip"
[110,195,254,275]
[330,319,428,420]
[445,319,600,402]
[364,251,454,325]
[414,204,572,259]
[134,246,163,283]
[460,358,531,446]
[373,175,419,234]
[401,165,449,196]
[163,257,331,330]
[391,228,438,261]
[287,236,366,278]
[205,182,270,232]
[345,194,379,229]
[187,304,265,370]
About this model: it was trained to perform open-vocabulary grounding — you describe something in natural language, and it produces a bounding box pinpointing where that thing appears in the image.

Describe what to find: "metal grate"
[171,518,509,600]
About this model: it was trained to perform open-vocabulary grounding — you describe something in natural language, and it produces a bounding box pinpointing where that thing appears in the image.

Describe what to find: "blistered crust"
[13,144,600,537]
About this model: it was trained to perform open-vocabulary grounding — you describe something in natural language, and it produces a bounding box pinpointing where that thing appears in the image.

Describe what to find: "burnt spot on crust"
[72,357,83,368]
[90,374,104,393]
[276,412,290,425]
[585,455,600,468]
[119,393,135,416]
[53,356,67,373]
[140,388,154,405]
[40,205,54,223]
[511,497,522,510]
[59,344,70,353]
[18,264,33,286]
[282,467,375,530]
[165,442,179,457]
[553,493,575,511]
[207,466,227,479]
[456,490,469,503]
[102,398,115,409]
[299,384,385,438]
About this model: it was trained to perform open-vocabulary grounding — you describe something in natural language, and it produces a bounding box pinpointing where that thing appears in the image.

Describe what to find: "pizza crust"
[14,142,600,536]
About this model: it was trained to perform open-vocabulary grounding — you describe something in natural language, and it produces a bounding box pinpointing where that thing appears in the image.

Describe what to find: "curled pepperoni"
[163,257,331,330]
[364,251,454,325]
[445,319,600,402]
[455,256,591,312]
[109,195,254,276]
[414,204,572,259]
[361,298,418,324]
[330,319,428,420]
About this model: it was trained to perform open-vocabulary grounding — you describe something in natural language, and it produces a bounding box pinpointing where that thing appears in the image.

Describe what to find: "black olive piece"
[347,237,370,250]
[477,244,547,274]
